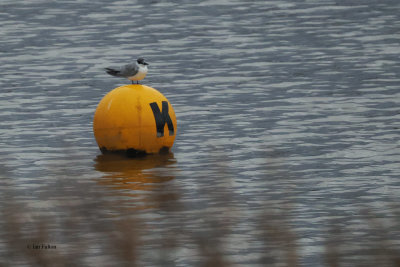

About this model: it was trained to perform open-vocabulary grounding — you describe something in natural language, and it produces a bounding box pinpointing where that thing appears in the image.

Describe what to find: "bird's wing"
[119,63,139,77]
[105,67,120,76]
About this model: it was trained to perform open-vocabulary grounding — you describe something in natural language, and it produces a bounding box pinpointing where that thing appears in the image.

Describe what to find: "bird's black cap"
[137,58,149,65]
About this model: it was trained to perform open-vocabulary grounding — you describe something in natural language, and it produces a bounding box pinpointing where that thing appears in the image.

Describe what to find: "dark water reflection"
[1,0,400,266]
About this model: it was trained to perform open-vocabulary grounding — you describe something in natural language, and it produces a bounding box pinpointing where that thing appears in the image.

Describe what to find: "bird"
[105,58,149,84]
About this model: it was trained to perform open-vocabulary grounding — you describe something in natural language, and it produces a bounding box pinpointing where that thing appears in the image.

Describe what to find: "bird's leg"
[137,81,139,84]
[131,81,134,84]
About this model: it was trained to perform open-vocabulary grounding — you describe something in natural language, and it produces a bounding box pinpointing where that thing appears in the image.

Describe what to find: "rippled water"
[1,0,400,266]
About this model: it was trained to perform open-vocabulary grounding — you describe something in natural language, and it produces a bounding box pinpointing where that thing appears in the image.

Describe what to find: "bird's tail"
[105,68,120,76]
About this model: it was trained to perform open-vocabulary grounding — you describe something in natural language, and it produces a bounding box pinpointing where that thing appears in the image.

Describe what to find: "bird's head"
[137,58,149,66]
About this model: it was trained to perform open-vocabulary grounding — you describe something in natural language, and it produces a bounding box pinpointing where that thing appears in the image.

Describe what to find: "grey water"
[1,0,400,266]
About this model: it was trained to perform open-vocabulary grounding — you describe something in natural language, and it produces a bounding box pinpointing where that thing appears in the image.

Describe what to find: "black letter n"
[149,101,174,137]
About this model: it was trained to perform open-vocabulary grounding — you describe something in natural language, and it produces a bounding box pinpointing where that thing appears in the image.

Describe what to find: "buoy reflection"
[94,152,176,192]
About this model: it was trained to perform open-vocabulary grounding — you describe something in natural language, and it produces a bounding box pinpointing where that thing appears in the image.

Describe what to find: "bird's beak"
[144,62,149,65]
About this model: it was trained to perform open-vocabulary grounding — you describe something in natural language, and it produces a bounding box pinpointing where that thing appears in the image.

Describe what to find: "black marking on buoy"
[149,101,174,137]
[126,148,147,157]
[100,147,147,157]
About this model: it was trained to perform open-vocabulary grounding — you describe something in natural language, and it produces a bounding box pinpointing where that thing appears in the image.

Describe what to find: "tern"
[105,58,149,84]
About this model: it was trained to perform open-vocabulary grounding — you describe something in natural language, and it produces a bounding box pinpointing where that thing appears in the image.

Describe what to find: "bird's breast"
[128,66,148,81]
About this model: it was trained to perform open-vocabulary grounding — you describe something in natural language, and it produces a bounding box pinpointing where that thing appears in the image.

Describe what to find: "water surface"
[1,0,400,266]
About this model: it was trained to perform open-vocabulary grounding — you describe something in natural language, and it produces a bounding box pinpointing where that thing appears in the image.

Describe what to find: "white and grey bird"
[105,58,149,84]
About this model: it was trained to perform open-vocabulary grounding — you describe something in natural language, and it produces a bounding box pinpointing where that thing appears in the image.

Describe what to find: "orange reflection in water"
[94,152,176,193]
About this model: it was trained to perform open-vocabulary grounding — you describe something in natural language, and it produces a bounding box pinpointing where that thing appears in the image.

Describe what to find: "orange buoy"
[93,84,177,156]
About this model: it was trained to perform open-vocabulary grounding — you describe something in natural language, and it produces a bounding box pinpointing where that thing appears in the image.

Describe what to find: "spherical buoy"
[93,84,177,156]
